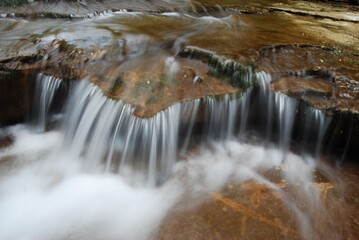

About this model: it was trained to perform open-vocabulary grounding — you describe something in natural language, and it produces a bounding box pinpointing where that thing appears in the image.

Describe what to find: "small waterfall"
[37,72,332,185]
[255,72,331,161]
[60,80,256,184]
[256,72,273,142]
[255,72,299,158]
[1,73,348,240]
[237,89,252,139]
[202,92,252,143]
[30,73,62,132]
[62,80,180,185]
[275,93,298,160]
[300,107,332,159]
[204,94,236,142]
[179,99,200,155]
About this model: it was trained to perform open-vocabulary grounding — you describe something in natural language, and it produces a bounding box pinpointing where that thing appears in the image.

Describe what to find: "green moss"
[0,0,28,7]
[208,62,255,89]
[113,77,124,88]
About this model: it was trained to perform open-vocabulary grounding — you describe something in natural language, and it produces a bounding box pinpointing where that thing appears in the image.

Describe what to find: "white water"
[300,107,332,159]
[275,92,298,160]
[0,125,325,240]
[30,73,62,132]
[62,80,181,185]
[0,73,337,239]
[255,72,331,160]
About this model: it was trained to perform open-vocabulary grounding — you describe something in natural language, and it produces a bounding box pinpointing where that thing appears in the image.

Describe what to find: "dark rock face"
[0,70,31,126]
[324,112,359,162]
[0,0,28,7]
[317,0,359,5]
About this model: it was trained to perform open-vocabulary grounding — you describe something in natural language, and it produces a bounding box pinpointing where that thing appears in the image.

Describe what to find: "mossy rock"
[0,0,28,7]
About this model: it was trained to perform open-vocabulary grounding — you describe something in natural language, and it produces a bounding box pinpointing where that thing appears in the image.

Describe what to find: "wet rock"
[156,163,359,240]
[317,0,359,5]
[178,46,255,89]
[0,0,28,7]
[272,75,333,96]
[0,0,358,119]
[0,70,31,126]
[324,112,359,162]
[91,59,238,118]
[257,43,359,114]
[0,0,177,19]
[0,135,13,150]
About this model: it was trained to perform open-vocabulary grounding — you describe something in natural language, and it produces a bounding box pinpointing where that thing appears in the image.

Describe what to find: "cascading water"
[256,71,274,143]
[178,99,200,156]
[58,79,262,185]
[275,92,298,160]
[252,72,331,160]
[0,66,348,239]
[61,80,181,185]
[203,94,238,142]
[30,73,62,132]
[297,107,331,159]
[0,0,358,238]
[0,70,352,240]
[56,72,327,186]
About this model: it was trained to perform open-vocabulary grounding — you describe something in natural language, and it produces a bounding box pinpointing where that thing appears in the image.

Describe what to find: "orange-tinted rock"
[156,164,359,240]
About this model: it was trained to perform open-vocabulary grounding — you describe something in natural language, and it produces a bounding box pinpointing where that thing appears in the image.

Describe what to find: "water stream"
[0,71,341,240]
[0,2,357,239]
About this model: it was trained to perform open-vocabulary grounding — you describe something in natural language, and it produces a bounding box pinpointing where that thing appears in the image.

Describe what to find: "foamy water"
[0,125,326,240]
[0,72,341,239]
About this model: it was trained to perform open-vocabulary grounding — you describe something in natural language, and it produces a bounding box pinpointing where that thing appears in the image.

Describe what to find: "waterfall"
[256,72,273,143]
[255,72,299,158]
[275,93,298,161]
[30,73,62,132]
[62,80,180,185]
[203,94,238,142]
[201,91,253,143]
[254,72,331,161]
[48,73,330,186]
[237,89,252,139]
[300,107,332,159]
[0,72,348,240]
[59,80,255,184]
[179,99,200,155]
[1,1,356,237]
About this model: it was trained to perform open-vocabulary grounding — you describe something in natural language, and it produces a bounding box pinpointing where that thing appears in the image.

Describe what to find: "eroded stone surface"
[0,0,358,116]
[156,163,359,240]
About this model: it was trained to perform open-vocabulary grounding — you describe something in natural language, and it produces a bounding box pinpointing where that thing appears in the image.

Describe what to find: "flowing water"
[0,72,348,240]
[0,1,358,240]
[29,73,62,132]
